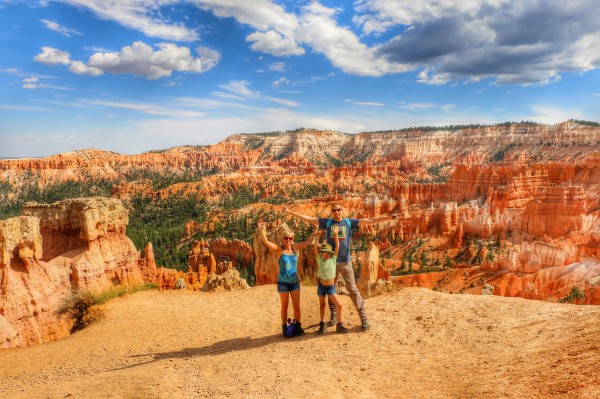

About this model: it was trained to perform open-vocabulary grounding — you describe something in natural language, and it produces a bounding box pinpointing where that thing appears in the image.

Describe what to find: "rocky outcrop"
[202,268,250,292]
[0,198,157,348]
[156,268,208,291]
[358,242,392,298]
[488,260,600,303]
[211,237,254,269]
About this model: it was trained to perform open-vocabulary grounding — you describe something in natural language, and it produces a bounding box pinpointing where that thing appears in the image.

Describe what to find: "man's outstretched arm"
[357,213,399,227]
[281,205,319,225]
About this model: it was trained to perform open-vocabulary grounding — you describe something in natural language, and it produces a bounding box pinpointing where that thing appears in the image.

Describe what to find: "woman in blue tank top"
[258,220,318,338]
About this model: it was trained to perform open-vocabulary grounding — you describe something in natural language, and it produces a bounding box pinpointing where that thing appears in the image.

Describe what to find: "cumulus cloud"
[68,61,103,76]
[34,47,71,65]
[247,31,304,56]
[41,19,81,37]
[60,0,600,85]
[358,0,600,85]
[35,42,220,79]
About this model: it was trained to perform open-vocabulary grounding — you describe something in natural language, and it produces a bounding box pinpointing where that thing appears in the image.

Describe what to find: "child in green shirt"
[314,224,349,334]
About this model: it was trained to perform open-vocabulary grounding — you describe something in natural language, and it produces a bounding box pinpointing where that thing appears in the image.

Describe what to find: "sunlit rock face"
[0,198,156,348]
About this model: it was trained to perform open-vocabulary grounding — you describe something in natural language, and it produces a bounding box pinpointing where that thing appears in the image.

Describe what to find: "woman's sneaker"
[336,322,350,334]
[282,323,289,338]
[317,321,327,335]
[295,321,306,336]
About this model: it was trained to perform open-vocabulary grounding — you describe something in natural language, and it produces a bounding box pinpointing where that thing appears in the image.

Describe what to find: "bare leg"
[279,292,289,324]
[319,296,326,321]
[290,289,301,322]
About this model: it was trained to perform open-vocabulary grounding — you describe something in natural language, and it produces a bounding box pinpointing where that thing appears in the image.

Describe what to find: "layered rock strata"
[0,198,157,348]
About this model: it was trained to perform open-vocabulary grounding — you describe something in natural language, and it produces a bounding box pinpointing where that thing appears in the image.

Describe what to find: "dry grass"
[55,283,158,332]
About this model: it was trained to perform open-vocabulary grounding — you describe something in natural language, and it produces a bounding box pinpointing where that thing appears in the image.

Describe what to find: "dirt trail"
[1,286,599,399]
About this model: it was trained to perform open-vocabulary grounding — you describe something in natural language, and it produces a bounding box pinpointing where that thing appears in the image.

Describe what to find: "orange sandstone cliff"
[0,198,157,348]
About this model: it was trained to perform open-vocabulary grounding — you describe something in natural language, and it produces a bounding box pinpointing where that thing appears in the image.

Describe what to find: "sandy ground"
[1,286,599,399]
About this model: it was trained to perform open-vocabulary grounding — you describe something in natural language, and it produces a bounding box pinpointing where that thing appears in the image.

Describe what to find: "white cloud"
[0,104,49,111]
[21,77,72,90]
[271,77,289,88]
[60,0,600,85]
[35,42,220,80]
[34,47,71,65]
[83,99,207,117]
[525,105,583,124]
[191,0,299,35]
[265,97,298,107]
[212,92,246,101]
[247,30,304,56]
[398,102,435,110]
[268,62,287,72]
[417,69,451,85]
[68,61,103,76]
[40,19,81,37]
[87,42,219,79]
[62,0,198,41]
[295,2,411,77]
[219,80,260,100]
[344,99,385,106]
[217,80,297,108]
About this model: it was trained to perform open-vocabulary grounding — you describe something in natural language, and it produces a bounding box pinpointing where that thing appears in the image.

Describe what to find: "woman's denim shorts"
[277,281,300,293]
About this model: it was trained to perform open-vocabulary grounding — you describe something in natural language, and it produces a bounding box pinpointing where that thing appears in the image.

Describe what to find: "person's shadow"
[112,327,323,371]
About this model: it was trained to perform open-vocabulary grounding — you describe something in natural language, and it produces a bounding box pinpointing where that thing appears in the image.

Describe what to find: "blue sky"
[1,0,599,158]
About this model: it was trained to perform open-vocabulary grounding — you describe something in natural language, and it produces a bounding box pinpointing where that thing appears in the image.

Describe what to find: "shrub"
[55,283,158,332]
[557,286,585,303]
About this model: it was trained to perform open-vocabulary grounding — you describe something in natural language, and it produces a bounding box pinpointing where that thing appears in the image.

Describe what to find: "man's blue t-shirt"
[318,218,359,262]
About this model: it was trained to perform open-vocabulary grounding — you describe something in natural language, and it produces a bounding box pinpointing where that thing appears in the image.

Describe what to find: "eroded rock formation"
[0,198,157,348]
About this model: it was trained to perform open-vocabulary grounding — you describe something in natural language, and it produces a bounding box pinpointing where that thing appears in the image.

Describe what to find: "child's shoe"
[295,321,305,336]
[317,321,327,335]
[336,322,350,334]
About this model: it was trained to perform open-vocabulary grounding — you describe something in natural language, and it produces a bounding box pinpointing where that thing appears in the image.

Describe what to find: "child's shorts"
[277,281,300,293]
[317,281,336,297]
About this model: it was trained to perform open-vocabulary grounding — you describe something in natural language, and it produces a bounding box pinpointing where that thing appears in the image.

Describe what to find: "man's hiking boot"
[295,321,306,336]
[317,321,327,335]
[361,319,371,331]
[336,322,350,334]
[327,315,337,327]
[282,323,289,338]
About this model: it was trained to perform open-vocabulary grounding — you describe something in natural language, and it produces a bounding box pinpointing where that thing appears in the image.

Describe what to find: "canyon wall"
[0,198,157,348]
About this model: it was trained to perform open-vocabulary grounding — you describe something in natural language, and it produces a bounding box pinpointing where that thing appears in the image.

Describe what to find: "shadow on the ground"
[112,329,328,371]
